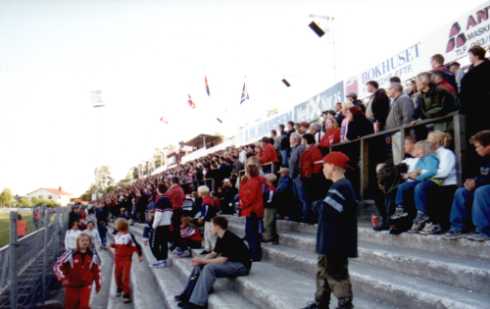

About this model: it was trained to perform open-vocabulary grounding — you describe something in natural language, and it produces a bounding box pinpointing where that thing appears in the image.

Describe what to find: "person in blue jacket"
[302,151,357,309]
[447,130,490,241]
[391,140,440,232]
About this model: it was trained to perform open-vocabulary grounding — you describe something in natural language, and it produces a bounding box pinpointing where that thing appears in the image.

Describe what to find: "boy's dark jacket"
[315,178,358,258]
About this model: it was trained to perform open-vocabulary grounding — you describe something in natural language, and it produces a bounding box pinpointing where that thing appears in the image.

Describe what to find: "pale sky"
[0,0,483,196]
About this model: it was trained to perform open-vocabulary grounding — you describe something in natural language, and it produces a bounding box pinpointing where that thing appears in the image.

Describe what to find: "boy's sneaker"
[153,260,169,268]
[173,247,184,255]
[465,233,490,242]
[390,208,408,221]
[116,289,122,297]
[410,212,429,233]
[301,302,319,309]
[123,294,132,304]
[420,223,442,235]
[177,250,192,258]
[444,229,464,240]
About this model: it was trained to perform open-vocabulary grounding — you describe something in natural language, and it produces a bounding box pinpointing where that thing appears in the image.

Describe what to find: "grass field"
[0,211,36,247]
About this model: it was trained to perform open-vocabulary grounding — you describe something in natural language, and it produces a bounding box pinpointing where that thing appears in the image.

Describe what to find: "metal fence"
[0,207,68,309]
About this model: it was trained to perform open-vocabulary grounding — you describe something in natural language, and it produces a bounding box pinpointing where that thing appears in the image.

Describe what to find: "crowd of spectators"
[83,44,490,309]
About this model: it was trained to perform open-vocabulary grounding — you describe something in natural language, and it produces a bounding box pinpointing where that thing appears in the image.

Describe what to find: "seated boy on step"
[175,216,252,309]
[446,130,490,241]
[303,151,358,309]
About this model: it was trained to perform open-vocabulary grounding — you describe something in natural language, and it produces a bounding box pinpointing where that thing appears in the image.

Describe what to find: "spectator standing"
[195,185,218,255]
[239,157,265,261]
[259,137,279,173]
[414,72,458,132]
[460,46,490,175]
[16,214,27,238]
[85,221,102,251]
[432,70,457,96]
[386,83,415,164]
[302,151,357,309]
[175,217,251,309]
[272,129,281,150]
[340,102,354,142]
[32,206,42,229]
[151,183,173,268]
[289,132,307,221]
[334,102,345,127]
[447,130,490,241]
[430,53,457,90]
[279,123,292,167]
[346,93,365,113]
[54,233,101,309]
[300,134,324,223]
[275,167,298,220]
[346,106,374,141]
[365,81,391,132]
[221,178,238,214]
[319,117,340,154]
[263,173,279,244]
[95,204,109,247]
[65,220,82,251]
[167,177,185,251]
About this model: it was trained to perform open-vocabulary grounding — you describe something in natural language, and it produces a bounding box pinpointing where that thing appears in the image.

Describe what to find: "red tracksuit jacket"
[166,185,185,209]
[111,233,142,260]
[239,175,266,218]
[300,145,323,178]
[53,249,101,290]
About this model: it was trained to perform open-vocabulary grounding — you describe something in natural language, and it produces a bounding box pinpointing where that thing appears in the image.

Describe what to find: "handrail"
[331,112,459,147]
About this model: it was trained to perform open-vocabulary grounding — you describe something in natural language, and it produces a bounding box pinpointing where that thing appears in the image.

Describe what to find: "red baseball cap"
[322,151,350,169]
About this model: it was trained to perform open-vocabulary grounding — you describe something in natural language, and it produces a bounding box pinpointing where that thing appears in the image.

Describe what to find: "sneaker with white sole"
[410,212,430,233]
[465,233,490,242]
[444,229,464,240]
[176,250,192,258]
[390,207,409,221]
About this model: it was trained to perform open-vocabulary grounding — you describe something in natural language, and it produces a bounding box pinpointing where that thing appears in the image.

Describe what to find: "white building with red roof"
[26,187,73,206]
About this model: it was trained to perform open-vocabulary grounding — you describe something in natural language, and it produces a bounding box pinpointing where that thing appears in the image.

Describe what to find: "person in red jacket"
[110,218,143,304]
[300,134,324,223]
[167,177,185,252]
[53,233,101,309]
[239,157,265,261]
[259,137,279,174]
[319,117,340,154]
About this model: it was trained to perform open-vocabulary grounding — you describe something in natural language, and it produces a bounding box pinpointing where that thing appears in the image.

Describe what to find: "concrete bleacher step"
[90,249,113,309]
[130,223,391,309]
[225,219,490,309]
[230,222,490,294]
[130,225,259,309]
[260,216,490,261]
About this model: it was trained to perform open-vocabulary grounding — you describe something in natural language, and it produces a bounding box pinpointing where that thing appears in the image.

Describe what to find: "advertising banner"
[422,1,490,64]
[294,81,344,122]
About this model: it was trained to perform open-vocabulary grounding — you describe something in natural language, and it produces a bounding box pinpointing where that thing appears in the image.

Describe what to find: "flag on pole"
[187,94,196,109]
[240,81,249,104]
[204,76,211,96]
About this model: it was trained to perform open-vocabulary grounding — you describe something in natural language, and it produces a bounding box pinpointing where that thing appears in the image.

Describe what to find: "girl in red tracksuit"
[111,218,143,304]
[53,233,101,309]
[240,157,266,261]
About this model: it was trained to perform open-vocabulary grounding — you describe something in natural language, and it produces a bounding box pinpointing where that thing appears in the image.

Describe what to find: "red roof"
[42,188,72,196]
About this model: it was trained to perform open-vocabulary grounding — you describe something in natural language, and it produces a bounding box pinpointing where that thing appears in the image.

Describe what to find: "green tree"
[94,165,114,195]
[17,197,33,208]
[0,188,13,208]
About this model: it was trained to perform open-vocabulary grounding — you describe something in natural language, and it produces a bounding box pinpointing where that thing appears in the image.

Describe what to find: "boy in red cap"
[302,151,358,309]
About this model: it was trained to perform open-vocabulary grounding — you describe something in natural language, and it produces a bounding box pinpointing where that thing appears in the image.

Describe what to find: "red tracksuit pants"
[115,258,132,295]
[64,286,91,309]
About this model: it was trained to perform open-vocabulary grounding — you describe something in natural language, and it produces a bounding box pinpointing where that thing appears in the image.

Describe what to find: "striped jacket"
[53,249,101,289]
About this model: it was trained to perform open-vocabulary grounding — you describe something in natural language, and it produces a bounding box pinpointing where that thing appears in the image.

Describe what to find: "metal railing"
[0,207,69,309]
[328,112,465,199]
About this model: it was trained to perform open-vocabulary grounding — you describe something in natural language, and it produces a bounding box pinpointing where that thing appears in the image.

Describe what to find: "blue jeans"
[473,185,490,237]
[280,150,289,167]
[97,222,107,246]
[395,181,419,208]
[245,215,262,260]
[413,180,437,215]
[293,176,310,222]
[450,187,473,232]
